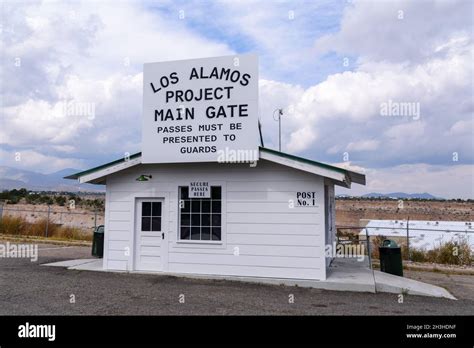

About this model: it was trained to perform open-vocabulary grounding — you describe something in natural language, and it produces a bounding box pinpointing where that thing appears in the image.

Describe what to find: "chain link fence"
[336,224,474,268]
[0,204,105,238]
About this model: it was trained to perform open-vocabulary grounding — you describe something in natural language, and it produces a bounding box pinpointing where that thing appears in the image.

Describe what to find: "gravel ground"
[1,242,473,315]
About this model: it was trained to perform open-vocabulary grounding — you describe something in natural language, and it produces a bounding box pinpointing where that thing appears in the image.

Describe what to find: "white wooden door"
[135,198,164,271]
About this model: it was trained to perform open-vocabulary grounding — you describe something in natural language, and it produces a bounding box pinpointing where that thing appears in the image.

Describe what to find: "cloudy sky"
[1,0,473,198]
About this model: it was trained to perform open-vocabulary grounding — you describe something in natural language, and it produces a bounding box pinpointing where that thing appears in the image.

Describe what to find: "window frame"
[141,201,162,232]
[176,182,225,246]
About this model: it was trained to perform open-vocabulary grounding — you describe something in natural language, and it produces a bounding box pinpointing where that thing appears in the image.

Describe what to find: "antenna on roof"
[258,120,264,147]
[273,108,284,151]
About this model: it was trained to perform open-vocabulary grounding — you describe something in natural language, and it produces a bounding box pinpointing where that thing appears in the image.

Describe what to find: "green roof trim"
[64,152,142,180]
[259,146,347,175]
[259,146,366,185]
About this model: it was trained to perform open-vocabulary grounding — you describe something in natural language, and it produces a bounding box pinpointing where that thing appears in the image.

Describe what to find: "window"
[179,186,221,241]
[141,201,162,232]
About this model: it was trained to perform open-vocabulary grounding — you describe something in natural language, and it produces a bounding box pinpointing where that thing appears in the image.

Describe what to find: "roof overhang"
[65,147,366,188]
[259,147,365,188]
[64,153,142,184]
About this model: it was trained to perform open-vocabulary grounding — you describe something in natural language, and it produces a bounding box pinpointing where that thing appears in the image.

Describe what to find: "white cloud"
[258,79,305,149]
[257,38,472,166]
[447,119,474,136]
[314,0,472,64]
[346,140,379,152]
[0,149,83,174]
[254,0,473,171]
[1,0,234,171]
[383,122,426,140]
[332,161,366,174]
[287,126,317,153]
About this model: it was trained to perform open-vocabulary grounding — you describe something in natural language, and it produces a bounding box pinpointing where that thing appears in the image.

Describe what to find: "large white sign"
[142,54,259,163]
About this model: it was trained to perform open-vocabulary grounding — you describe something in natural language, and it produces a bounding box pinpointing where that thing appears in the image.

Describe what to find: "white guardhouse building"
[66,54,365,281]
[66,147,365,281]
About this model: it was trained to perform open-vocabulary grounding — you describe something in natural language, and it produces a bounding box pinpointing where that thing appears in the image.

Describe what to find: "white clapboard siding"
[108,240,130,250]
[108,220,132,231]
[227,201,318,214]
[138,256,161,268]
[139,236,162,246]
[108,201,131,212]
[168,263,321,280]
[169,253,321,269]
[109,211,132,221]
[108,250,128,260]
[104,158,327,280]
[227,181,318,192]
[108,201,130,212]
[108,231,130,241]
[170,244,320,257]
[139,245,161,255]
[227,233,320,246]
[227,223,318,235]
[227,212,320,224]
[106,182,176,193]
[227,191,313,201]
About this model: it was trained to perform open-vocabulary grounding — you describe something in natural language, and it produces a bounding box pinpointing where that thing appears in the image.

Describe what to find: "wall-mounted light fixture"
[136,175,152,182]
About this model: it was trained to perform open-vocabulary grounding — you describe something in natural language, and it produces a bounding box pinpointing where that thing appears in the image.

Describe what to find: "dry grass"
[369,234,472,266]
[425,238,472,265]
[0,215,92,241]
[369,235,387,259]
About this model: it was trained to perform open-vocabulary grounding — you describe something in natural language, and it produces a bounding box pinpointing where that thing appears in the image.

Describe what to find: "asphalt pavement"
[0,242,473,315]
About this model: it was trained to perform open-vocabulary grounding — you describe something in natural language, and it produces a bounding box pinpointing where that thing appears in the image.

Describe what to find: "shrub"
[53,226,92,241]
[0,216,25,235]
[26,218,59,237]
[409,248,427,262]
[369,234,472,266]
[426,238,472,266]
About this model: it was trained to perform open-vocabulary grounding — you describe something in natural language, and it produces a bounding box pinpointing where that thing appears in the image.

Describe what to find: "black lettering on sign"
[229,123,242,130]
[206,104,249,118]
[150,82,161,93]
[150,72,179,93]
[155,108,195,121]
[187,67,251,86]
[296,192,317,206]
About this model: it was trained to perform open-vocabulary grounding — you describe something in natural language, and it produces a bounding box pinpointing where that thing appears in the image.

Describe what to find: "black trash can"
[92,225,104,258]
[379,239,403,276]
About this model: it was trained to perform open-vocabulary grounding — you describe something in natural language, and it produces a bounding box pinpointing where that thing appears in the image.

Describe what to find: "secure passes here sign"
[142,54,259,163]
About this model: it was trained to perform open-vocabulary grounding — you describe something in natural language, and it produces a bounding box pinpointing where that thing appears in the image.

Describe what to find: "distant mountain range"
[362,192,440,199]
[0,166,103,192]
[336,192,441,199]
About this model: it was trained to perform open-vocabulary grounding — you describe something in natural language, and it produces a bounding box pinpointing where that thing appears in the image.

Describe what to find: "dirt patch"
[336,199,474,227]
